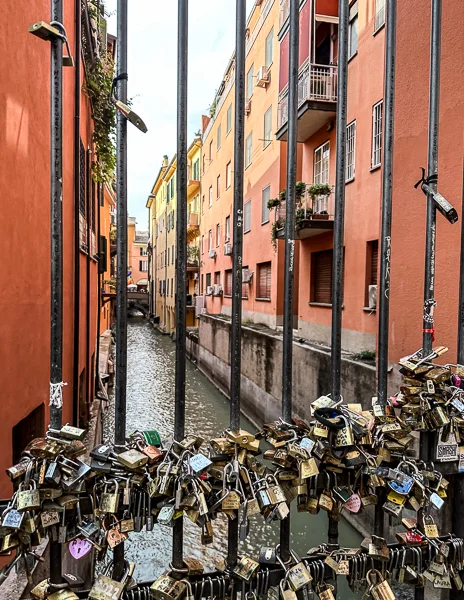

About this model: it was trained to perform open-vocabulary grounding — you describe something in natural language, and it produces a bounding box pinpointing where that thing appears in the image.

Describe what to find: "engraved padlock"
[99,479,120,514]
[17,480,41,512]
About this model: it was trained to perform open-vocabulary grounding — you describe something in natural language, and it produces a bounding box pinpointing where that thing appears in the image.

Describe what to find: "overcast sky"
[105,1,254,229]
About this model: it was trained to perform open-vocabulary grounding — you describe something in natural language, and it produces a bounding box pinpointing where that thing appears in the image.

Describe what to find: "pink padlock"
[344,493,362,514]
[69,537,92,559]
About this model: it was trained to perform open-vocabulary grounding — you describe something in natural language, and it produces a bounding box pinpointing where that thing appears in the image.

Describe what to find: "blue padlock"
[388,470,414,495]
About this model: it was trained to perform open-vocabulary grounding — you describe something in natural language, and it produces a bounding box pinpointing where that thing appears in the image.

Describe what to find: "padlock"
[17,480,41,512]
[150,573,187,600]
[259,546,276,565]
[99,480,120,513]
[117,448,148,470]
[105,516,128,549]
[233,555,259,581]
[367,569,395,600]
[45,461,62,485]
[423,514,439,538]
[280,577,297,600]
[48,591,79,600]
[334,416,355,447]
[89,559,131,600]
[183,557,204,576]
[286,550,312,591]
[187,453,212,474]
[226,429,255,446]
[266,474,287,505]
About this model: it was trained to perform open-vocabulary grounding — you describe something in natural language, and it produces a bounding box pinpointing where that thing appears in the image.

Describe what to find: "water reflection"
[103,321,363,596]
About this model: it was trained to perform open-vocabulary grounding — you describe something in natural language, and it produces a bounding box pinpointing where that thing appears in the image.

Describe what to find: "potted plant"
[295,207,313,227]
[312,210,329,221]
[279,189,286,202]
[267,197,281,211]
[271,219,284,251]
[307,183,332,200]
[295,181,307,200]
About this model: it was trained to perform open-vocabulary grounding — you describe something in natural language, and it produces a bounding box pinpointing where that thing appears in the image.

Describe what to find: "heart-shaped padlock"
[344,494,361,513]
[69,537,93,559]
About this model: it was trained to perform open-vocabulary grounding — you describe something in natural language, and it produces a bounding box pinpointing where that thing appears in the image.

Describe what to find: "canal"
[104,320,362,595]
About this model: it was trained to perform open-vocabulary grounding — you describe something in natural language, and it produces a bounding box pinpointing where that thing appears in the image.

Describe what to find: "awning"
[315,14,339,24]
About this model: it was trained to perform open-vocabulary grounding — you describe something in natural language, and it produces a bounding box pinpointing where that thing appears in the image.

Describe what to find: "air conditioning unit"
[368,285,377,309]
[256,66,270,88]
[206,286,214,296]
[213,284,223,296]
[224,243,233,256]
[242,269,253,284]
[208,249,217,259]
[245,99,252,115]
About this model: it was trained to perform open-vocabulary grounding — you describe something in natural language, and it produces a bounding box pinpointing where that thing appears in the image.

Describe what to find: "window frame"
[209,186,213,207]
[226,104,232,134]
[208,229,212,251]
[216,223,221,247]
[247,64,254,100]
[265,28,274,68]
[244,199,251,233]
[225,269,233,296]
[225,216,231,242]
[371,100,383,169]
[226,161,232,189]
[314,141,330,184]
[245,132,253,168]
[257,261,272,300]
[345,120,356,182]
[217,124,222,150]
[217,174,221,199]
[348,1,358,60]
[365,240,379,307]
[261,185,271,225]
[263,106,272,149]
[374,0,386,33]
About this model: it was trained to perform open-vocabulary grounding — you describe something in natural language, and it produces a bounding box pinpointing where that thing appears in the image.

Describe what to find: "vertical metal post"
[228,0,246,574]
[113,0,128,580]
[422,0,441,356]
[328,0,349,548]
[375,0,397,540]
[416,4,442,599]
[49,0,64,587]
[280,0,300,563]
[173,0,188,572]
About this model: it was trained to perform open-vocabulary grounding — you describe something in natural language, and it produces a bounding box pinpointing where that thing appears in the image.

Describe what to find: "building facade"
[0,0,113,499]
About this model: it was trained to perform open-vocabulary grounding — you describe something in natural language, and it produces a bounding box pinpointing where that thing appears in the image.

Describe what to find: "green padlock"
[143,430,161,447]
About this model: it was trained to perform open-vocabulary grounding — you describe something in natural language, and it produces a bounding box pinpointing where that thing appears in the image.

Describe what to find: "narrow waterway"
[104,320,362,595]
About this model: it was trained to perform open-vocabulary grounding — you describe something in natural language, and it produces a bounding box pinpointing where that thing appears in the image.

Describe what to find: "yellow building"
[147,140,201,335]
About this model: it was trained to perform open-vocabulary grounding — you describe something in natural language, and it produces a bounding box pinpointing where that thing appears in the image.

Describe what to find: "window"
[206,273,211,288]
[139,260,148,272]
[217,175,221,199]
[311,250,334,304]
[217,124,222,150]
[209,140,213,161]
[140,247,148,256]
[257,262,272,299]
[372,100,383,168]
[225,269,232,296]
[262,185,271,224]
[245,133,253,168]
[201,235,204,254]
[172,245,174,264]
[202,155,205,173]
[209,186,213,207]
[374,0,386,32]
[208,229,212,251]
[244,200,251,233]
[365,240,379,306]
[225,216,231,241]
[346,121,356,182]
[171,278,174,297]
[167,248,170,265]
[242,266,249,299]
[247,65,254,99]
[263,107,272,149]
[226,161,232,189]
[193,158,200,180]
[202,195,205,214]
[214,271,221,285]
[201,274,204,294]
[216,223,221,247]
[314,141,330,212]
[265,29,274,68]
[348,1,358,59]
[227,104,232,134]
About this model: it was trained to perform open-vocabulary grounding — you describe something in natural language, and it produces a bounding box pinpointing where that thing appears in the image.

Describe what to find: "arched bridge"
[127,291,149,316]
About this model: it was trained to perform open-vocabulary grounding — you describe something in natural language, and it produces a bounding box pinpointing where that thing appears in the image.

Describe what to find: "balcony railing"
[188,213,199,228]
[277,62,338,129]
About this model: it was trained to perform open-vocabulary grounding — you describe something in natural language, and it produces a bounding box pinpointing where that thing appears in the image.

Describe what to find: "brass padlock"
[89,560,131,600]
[233,555,259,581]
[423,514,439,538]
[17,480,41,512]
[99,480,120,514]
[150,573,187,600]
[117,448,148,470]
[367,569,395,600]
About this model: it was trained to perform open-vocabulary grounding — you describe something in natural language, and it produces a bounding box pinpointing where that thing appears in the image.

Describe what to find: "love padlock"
[69,537,93,560]
[344,493,362,514]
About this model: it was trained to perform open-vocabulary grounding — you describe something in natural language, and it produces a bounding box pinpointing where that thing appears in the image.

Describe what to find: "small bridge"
[102,291,149,316]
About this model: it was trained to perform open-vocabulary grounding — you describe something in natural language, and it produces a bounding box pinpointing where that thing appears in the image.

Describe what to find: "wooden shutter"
[314,250,333,304]
[371,240,379,285]
[258,262,271,299]
[225,270,232,295]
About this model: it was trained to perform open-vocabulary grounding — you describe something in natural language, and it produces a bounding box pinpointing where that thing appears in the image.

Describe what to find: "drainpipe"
[164,208,168,331]
[73,0,81,429]
[86,150,92,422]
[95,183,102,386]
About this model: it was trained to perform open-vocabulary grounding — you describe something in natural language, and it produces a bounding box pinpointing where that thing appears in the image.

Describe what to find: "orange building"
[99,182,116,333]
[130,229,149,289]
[0,0,112,499]
[201,0,289,328]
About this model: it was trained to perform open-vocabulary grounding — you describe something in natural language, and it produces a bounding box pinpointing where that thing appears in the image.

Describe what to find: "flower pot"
[311,214,330,220]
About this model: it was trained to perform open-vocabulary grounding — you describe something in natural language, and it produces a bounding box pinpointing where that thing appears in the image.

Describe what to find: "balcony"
[187,167,200,194]
[275,185,334,240]
[187,213,200,242]
[276,61,338,143]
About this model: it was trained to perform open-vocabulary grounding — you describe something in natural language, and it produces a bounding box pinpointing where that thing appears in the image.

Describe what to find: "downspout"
[86,150,92,418]
[73,0,81,427]
[95,183,102,385]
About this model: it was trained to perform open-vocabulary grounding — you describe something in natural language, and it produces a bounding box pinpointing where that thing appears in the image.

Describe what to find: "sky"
[105,0,255,229]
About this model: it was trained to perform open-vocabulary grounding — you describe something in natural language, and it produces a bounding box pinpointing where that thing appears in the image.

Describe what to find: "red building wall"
[0,0,99,499]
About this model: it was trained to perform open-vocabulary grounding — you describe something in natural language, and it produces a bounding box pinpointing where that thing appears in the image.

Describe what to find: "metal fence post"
[113,0,129,579]
[228,0,246,575]
[173,0,189,572]
[375,0,397,538]
[280,0,300,563]
[416,3,442,599]
[329,0,349,547]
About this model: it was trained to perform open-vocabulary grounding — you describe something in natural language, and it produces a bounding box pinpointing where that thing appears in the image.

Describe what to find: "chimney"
[163,155,169,167]
[201,115,211,133]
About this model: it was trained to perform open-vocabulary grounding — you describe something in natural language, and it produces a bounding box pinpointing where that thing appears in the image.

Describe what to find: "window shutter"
[225,270,232,295]
[371,241,379,285]
[314,250,333,304]
[258,262,271,299]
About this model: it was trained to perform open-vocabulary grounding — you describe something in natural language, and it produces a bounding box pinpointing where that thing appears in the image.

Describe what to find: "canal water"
[103,320,363,596]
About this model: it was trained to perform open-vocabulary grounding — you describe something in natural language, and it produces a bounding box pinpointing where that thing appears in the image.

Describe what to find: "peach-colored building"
[201,0,289,329]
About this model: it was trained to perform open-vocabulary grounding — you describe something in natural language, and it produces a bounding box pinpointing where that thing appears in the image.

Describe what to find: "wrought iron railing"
[277,62,338,128]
